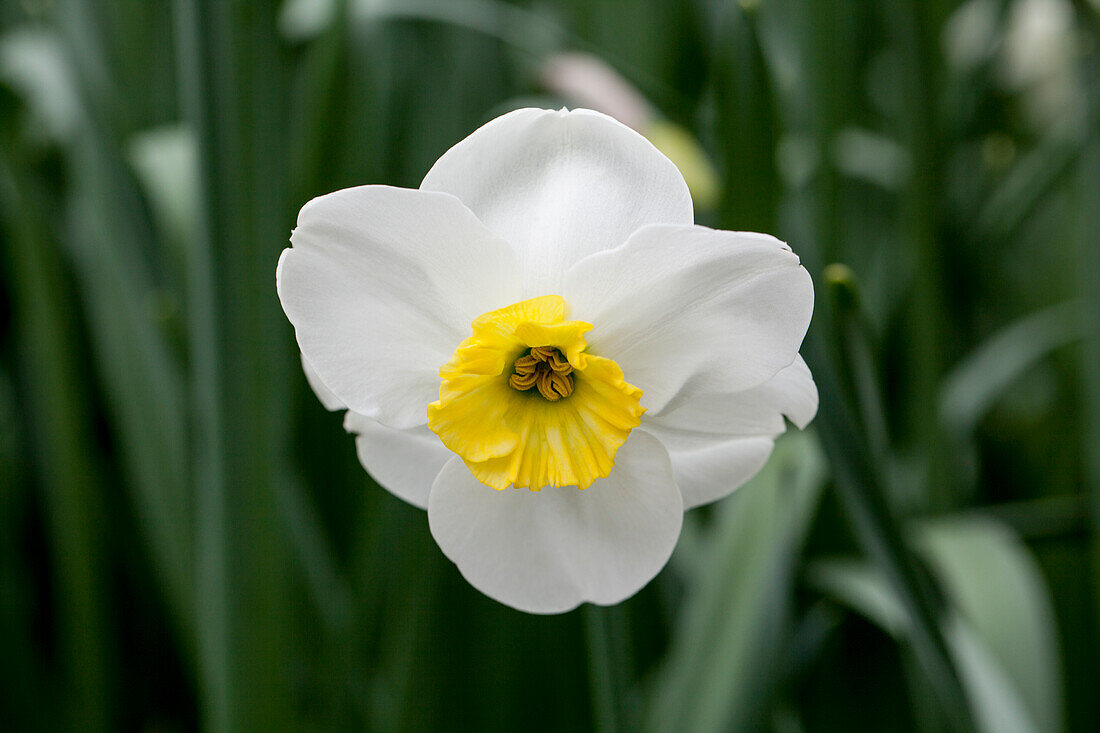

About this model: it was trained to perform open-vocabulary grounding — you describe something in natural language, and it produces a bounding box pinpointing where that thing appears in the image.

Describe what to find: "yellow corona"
[427,295,645,490]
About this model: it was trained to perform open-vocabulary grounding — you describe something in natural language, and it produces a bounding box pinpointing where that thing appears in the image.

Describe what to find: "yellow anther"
[508,371,539,390]
[513,354,539,372]
[535,370,573,401]
[547,350,573,374]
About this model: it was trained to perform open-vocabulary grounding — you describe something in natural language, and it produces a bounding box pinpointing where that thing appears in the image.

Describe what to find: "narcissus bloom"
[278,108,816,613]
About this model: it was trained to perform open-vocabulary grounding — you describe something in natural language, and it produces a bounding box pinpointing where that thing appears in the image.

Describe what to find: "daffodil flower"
[277,108,816,614]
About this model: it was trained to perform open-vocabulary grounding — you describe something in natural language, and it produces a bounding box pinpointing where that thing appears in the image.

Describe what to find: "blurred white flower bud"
[1000,0,1083,130]
[540,52,653,132]
[942,0,1000,71]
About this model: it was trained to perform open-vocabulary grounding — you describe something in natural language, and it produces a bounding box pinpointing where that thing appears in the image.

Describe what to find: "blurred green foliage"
[0,0,1097,730]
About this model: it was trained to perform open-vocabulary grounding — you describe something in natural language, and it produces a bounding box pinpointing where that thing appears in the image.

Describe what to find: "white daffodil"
[277,108,817,614]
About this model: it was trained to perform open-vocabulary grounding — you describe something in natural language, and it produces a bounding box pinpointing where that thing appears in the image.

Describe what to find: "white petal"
[654,434,776,510]
[301,354,345,411]
[644,357,818,509]
[344,412,453,510]
[769,355,819,430]
[277,185,520,428]
[564,224,814,413]
[427,429,682,613]
[653,356,819,434]
[420,108,694,296]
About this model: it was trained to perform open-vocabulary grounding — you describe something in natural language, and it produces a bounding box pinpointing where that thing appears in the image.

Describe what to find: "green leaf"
[946,618,1038,733]
[174,1,301,728]
[915,518,1063,733]
[939,301,1082,438]
[810,558,909,634]
[0,152,111,731]
[9,15,197,647]
[64,74,195,645]
[1077,135,1100,720]
[975,125,1085,245]
[811,516,1063,732]
[804,329,976,730]
[709,5,777,232]
[649,432,827,733]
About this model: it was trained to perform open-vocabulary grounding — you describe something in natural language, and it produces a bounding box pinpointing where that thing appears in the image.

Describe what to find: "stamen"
[508,371,539,390]
[547,350,572,373]
[513,354,539,371]
[510,346,574,400]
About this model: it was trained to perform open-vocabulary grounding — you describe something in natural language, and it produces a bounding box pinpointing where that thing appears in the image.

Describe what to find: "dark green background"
[0,0,1097,730]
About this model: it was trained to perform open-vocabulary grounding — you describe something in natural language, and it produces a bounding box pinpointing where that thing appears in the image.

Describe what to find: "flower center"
[508,346,574,401]
[426,295,645,491]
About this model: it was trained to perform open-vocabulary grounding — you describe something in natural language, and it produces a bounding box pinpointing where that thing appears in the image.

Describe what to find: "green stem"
[805,333,977,732]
